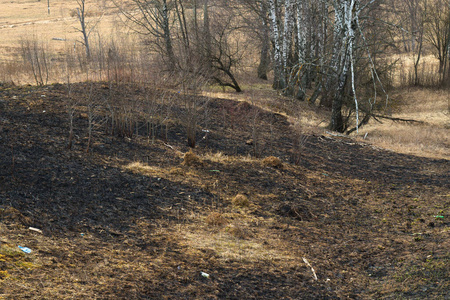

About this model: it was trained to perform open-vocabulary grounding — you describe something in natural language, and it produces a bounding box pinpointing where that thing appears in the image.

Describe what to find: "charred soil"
[0,83,449,299]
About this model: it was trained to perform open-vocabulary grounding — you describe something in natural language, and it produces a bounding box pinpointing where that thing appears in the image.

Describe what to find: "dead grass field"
[353,87,449,160]
[0,0,119,61]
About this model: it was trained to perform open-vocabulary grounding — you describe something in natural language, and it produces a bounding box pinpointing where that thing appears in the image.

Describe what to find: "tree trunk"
[268,0,285,89]
[257,2,270,80]
[203,0,212,69]
[162,0,176,70]
[328,0,355,132]
[282,0,295,95]
[76,0,91,60]
[296,0,307,100]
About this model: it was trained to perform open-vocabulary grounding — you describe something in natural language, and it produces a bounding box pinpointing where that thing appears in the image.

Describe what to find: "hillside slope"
[0,83,449,299]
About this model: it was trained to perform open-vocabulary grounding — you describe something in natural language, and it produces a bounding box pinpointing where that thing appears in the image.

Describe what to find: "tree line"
[33,0,450,133]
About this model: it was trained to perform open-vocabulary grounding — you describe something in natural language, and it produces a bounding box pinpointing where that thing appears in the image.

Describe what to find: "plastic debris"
[201,272,210,278]
[18,246,32,254]
[209,170,220,173]
[28,227,43,234]
[434,215,444,219]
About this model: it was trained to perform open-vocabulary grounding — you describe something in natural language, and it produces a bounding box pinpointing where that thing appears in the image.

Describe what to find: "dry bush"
[205,212,228,226]
[262,156,283,168]
[232,194,250,207]
[182,150,202,167]
[174,57,213,149]
[20,37,51,86]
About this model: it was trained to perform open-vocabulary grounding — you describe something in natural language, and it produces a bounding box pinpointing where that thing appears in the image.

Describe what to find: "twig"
[164,143,175,150]
[372,114,425,124]
[325,131,349,138]
[302,257,318,281]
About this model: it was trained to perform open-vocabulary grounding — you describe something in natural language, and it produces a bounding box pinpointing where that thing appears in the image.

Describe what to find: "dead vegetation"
[0,83,448,299]
[262,156,283,168]
[182,150,203,167]
[0,1,449,299]
[231,194,250,208]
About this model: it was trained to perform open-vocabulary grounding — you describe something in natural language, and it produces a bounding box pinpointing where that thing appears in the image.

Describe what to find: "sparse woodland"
[3,0,450,135]
[0,0,449,299]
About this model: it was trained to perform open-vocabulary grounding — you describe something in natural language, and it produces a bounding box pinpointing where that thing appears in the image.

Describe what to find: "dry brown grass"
[124,161,159,176]
[0,0,117,57]
[353,87,449,160]
[182,150,203,167]
[0,0,129,85]
[205,212,228,227]
[232,194,250,207]
[225,224,251,239]
[262,156,283,168]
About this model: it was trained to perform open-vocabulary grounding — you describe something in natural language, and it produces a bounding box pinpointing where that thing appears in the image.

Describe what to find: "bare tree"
[115,0,177,70]
[75,0,102,60]
[115,0,243,91]
[424,0,450,82]
[232,0,271,80]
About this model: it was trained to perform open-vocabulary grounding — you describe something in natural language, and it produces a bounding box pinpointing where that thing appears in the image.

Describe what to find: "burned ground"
[0,83,449,299]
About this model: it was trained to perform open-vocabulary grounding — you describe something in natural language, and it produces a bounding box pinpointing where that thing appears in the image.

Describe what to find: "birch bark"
[268,0,285,89]
[330,0,356,132]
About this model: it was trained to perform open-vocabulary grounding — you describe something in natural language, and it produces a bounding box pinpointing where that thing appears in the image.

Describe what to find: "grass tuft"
[205,212,228,226]
[232,194,250,207]
[182,150,203,167]
[262,156,283,168]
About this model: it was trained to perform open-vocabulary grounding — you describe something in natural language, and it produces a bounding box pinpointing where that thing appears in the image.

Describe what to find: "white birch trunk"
[268,0,285,89]
[283,0,295,70]
[296,0,306,65]
[330,0,357,132]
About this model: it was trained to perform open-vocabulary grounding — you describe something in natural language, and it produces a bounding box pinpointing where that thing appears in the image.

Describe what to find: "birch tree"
[265,0,384,132]
[328,0,358,132]
[268,0,285,89]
